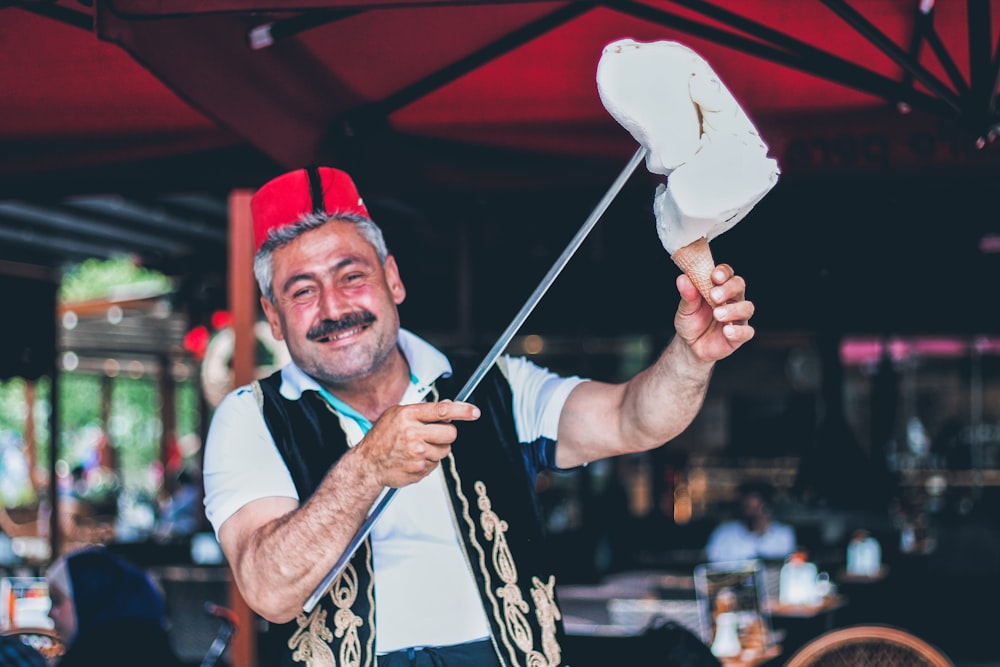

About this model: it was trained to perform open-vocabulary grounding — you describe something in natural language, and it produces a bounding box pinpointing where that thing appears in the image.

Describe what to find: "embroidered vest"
[253,362,568,667]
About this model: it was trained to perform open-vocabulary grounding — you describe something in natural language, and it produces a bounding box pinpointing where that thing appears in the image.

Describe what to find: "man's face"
[261,220,406,387]
[741,493,767,523]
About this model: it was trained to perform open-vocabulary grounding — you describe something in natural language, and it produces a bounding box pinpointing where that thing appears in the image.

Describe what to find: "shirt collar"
[277,328,452,401]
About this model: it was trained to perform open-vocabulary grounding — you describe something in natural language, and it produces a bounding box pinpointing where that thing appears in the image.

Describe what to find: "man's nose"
[317,286,350,319]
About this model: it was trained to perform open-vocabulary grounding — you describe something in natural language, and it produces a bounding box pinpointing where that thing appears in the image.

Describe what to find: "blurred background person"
[45,546,182,667]
[154,466,204,542]
[705,480,796,563]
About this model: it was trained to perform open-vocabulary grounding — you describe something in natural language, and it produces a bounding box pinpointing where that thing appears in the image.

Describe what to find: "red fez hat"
[250,166,370,252]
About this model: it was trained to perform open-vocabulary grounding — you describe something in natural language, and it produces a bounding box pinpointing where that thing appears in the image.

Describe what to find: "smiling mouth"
[317,324,367,343]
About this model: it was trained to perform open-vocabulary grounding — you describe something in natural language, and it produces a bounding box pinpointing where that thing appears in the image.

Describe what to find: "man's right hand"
[358,400,481,488]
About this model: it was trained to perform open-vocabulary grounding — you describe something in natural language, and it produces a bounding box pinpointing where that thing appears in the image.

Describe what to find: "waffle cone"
[671,236,715,302]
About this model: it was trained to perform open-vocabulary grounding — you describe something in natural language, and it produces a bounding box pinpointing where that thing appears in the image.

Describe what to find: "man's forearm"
[622,334,714,448]
[556,335,715,468]
[228,446,383,623]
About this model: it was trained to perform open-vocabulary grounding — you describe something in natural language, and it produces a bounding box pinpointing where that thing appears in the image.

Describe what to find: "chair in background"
[199,602,238,667]
[783,624,953,667]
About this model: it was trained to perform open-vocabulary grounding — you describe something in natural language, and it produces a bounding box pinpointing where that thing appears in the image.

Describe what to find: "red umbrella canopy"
[6,0,1000,191]
[0,7,236,177]
[2,1,999,337]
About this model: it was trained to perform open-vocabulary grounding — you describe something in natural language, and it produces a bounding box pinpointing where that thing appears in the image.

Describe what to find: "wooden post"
[99,375,120,479]
[227,188,258,667]
[158,356,176,494]
[48,367,62,558]
[24,382,38,491]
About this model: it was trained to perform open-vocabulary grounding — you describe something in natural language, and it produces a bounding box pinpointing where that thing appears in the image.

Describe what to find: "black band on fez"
[306,166,326,215]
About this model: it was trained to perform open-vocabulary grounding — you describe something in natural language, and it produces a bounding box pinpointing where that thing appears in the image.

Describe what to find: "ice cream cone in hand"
[671,236,716,303]
[596,38,780,298]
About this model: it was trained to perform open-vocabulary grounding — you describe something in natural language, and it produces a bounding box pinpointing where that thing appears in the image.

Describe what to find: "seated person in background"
[154,467,204,541]
[0,633,49,667]
[45,546,183,667]
[705,480,796,563]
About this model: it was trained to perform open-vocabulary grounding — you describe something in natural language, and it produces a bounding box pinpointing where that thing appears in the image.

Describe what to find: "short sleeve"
[202,385,298,537]
[501,355,587,443]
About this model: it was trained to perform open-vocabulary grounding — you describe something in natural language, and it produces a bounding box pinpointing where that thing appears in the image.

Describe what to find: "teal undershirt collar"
[315,370,419,435]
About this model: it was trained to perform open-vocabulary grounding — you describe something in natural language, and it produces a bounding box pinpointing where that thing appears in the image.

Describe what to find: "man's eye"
[292,287,314,299]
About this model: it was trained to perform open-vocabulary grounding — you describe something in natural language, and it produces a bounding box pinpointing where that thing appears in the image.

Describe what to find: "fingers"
[675,262,755,352]
[419,399,481,424]
[676,264,745,309]
[707,265,746,306]
[706,266,756,346]
[361,401,480,488]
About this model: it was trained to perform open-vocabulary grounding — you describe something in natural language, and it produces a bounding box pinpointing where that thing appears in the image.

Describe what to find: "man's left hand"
[674,263,755,362]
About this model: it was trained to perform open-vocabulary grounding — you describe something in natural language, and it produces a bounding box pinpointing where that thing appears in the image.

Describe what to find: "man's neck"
[321,346,411,423]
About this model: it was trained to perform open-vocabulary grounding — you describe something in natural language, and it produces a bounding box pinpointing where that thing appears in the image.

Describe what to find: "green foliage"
[0,374,200,500]
[59,254,173,303]
[0,377,29,435]
[109,377,160,483]
[176,382,200,439]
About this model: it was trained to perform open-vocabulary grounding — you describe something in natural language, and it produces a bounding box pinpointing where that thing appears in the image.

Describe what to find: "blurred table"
[719,643,782,667]
[836,566,889,584]
[765,593,848,658]
[766,593,847,620]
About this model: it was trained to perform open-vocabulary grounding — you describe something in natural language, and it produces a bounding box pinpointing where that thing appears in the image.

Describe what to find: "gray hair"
[254,211,390,302]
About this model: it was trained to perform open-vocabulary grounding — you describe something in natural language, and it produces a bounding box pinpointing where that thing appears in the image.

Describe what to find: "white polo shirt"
[203,329,585,653]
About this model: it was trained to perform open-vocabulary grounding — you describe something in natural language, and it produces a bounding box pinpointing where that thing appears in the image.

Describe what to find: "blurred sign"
[0,576,52,631]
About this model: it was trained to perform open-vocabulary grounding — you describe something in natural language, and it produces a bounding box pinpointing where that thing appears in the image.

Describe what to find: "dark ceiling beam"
[817,0,962,113]
[66,196,228,243]
[0,225,120,261]
[247,8,359,49]
[10,2,92,30]
[364,3,593,119]
[159,194,230,218]
[95,4,363,169]
[914,4,969,97]
[321,3,597,175]
[966,0,992,106]
[608,0,951,117]
[965,0,1000,142]
[0,201,192,254]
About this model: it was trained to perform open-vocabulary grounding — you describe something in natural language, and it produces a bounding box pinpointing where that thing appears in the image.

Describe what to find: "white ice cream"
[597,38,780,254]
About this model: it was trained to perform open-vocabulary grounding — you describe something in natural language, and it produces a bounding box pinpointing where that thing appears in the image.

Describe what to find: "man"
[203,166,755,666]
[705,480,796,563]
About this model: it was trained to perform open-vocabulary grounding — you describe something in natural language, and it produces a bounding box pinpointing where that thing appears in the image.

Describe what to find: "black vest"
[253,361,568,667]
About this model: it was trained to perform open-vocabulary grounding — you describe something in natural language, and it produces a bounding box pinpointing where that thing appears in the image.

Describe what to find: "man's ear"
[260,296,285,341]
[384,255,407,306]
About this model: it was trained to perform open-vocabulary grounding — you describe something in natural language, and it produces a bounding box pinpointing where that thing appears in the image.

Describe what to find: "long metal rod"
[303,145,647,613]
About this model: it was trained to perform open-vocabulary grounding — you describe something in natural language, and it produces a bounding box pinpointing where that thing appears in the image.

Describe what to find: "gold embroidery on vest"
[531,575,562,666]
[476,481,558,667]
[362,538,376,666]
[331,562,364,667]
[251,380,264,412]
[288,562,366,667]
[289,606,335,667]
[447,460,514,666]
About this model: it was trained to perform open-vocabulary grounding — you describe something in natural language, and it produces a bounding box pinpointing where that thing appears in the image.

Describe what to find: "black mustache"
[307,311,376,341]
